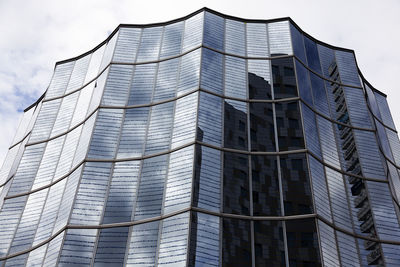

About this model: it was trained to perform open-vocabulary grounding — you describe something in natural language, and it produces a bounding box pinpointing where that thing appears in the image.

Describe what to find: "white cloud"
[0,0,399,166]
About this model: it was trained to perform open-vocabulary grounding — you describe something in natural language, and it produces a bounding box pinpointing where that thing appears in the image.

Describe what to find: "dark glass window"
[272,57,298,99]
[254,220,286,266]
[250,102,275,152]
[222,218,251,267]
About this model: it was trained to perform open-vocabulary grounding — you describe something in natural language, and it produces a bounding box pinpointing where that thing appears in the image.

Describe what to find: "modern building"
[0,7,400,267]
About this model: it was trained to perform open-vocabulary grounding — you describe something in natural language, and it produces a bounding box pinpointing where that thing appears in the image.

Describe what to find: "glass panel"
[295,60,313,105]
[225,19,245,56]
[301,103,321,158]
[189,212,220,266]
[84,44,105,84]
[88,67,109,114]
[224,100,248,150]
[11,107,34,145]
[177,49,201,96]
[136,26,163,62]
[317,220,339,267]
[50,92,79,137]
[335,50,361,87]
[286,219,321,266]
[290,24,306,63]
[268,21,292,56]
[336,231,360,267]
[29,99,61,143]
[222,217,251,267]
[275,101,305,151]
[252,155,280,215]
[160,21,184,58]
[157,212,190,266]
[99,32,118,71]
[87,109,124,159]
[69,162,112,225]
[163,146,194,214]
[280,153,313,215]
[317,44,335,79]
[246,23,268,57]
[70,81,95,126]
[144,102,174,155]
[72,112,97,166]
[134,155,168,220]
[182,12,204,53]
[101,65,134,106]
[201,48,223,95]
[343,87,372,128]
[223,152,249,215]
[310,72,330,116]
[128,63,157,106]
[65,54,91,93]
[45,61,74,99]
[375,92,396,129]
[113,27,141,63]
[197,92,222,147]
[193,145,221,212]
[94,227,130,267]
[250,102,275,152]
[117,107,149,158]
[225,56,247,99]
[271,57,297,99]
[126,221,159,266]
[254,220,286,266]
[153,58,179,101]
[203,11,224,51]
[303,36,322,74]
[42,231,64,266]
[248,60,272,100]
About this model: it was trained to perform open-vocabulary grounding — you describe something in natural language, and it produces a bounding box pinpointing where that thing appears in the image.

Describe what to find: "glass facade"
[0,8,400,266]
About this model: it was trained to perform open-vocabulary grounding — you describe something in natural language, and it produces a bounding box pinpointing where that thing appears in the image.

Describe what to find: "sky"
[0,0,399,166]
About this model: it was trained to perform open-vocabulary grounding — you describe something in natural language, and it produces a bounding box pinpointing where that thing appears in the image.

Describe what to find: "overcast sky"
[0,0,399,165]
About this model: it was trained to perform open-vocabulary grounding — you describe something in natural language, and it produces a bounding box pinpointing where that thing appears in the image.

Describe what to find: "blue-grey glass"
[268,21,292,56]
[223,152,249,215]
[102,161,140,223]
[177,48,201,96]
[381,243,400,266]
[342,87,372,129]
[224,100,247,150]
[136,26,163,62]
[171,92,198,149]
[160,21,184,58]
[222,217,251,267]
[374,92,396,129]
[335,50,361,87]
[203,11,224,51]
[310,72,330,116]
[128,63,156,106]
[42,231,64,266]
[26,242,48,266]
[365,83,382,121]
[301,103,322,158]
[94,227,129,267]
[336,231,360,267]
[117,107,149,158]
[317,117,340,168]
[113,27,141,63]
[144,101,174,154]
[157,212,190,266]
[225,56,247,99]
[125,221,159,266]
[386,128,400,166]
[366,181,400,241]
[295,60,313,105]
[252,155,280,215]
[317,44,335,78]
[58,228,98,266]
[182,12,204,52]
[303,36,322,74]
[285,219,321,266]
[189,212,220,266]
[69,162,112,225]
[250,103,275,151]
[134,155,167,220]
[275,101,305,151]
[317,220,339,267]
[201,48,223,95]
[99,33,118,71]
[353,130,385,180]
[225,19,245,56]
[248,60,272,99]
[246,23,269,57]
[85,44,105,84]
[45,61,75,99]
[325,168,353,231]
[280,153,313,215]
[163,145,194,214]
[101,65,134,106]
[376,121,393,161]
[290,24,306,63]
[197,92,222,146]
[193,145,221,212]
[254,220,286,266]
[65,54,91,94]
[88,67,109,115]
[51,92,79,137]
[29,99,61,143]
[308,156,332,222]
[72,112,97,166]
[153,58,179,101]
[4,252,28,266]
[87,109,124,159]
[6,143,46,196]
[271,57,297,99]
